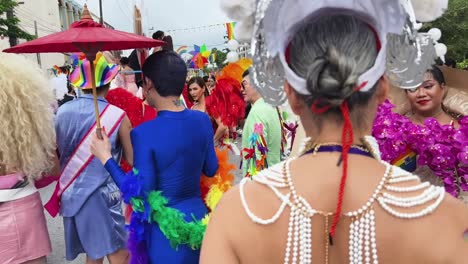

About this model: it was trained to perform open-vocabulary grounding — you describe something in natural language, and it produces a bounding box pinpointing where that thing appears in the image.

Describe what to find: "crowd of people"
[0,0,467,264]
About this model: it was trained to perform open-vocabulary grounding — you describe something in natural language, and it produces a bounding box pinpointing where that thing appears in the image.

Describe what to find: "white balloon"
[227,39,239,51]
[411,0,448,22]
[434,43,447,57]
[226,51,239,63]
[428,28,442,41]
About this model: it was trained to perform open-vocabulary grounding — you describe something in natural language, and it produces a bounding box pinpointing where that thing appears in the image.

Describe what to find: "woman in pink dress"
[119,57,139,96]
[0,53,60,264]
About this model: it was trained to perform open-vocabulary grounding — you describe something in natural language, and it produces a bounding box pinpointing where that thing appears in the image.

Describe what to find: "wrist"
[99,154,112,165]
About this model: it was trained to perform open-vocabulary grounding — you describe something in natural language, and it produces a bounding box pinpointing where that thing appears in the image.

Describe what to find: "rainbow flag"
[210,52,216,63]
[176,46,189,55]
[391,147,417,172]
[226,22,236,40]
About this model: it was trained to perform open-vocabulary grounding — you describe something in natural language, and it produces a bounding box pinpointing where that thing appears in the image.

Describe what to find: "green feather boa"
[131,191,207,249]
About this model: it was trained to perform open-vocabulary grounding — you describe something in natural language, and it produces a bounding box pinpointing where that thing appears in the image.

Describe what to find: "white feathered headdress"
[411,0,448,22]
[220,0,449,105]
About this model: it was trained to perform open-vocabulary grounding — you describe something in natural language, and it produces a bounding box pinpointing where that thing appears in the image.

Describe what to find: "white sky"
[75,0,231,50]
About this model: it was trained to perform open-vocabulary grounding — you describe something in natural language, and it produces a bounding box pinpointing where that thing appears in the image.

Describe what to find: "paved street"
[40,141,243,263]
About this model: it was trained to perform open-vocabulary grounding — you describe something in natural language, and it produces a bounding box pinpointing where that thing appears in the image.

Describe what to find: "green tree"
[214,49,227,69]
[422,0,468,63]
[0,0,35,47]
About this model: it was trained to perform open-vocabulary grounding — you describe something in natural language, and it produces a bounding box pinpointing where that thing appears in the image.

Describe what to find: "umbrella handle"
[87,53,103,140]
[96,127,103,140]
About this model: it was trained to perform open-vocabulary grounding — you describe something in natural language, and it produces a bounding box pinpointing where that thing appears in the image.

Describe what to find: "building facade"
[0,0,113,72]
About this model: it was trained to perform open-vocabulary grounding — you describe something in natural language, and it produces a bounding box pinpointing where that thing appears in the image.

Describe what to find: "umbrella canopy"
[2,5,164,54]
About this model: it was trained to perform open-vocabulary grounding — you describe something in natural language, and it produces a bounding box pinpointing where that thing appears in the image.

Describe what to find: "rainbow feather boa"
[124,152,234,264]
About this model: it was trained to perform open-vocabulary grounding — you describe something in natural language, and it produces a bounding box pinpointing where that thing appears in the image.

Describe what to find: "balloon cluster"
[226,39,240,63]
[426,28,447,62]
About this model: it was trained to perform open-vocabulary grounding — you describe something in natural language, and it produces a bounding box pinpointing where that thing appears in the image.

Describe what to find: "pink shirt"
[0,173,23,189]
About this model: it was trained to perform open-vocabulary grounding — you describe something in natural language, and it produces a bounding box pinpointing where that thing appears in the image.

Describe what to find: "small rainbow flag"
[210,52,216,63]
[176,46,189,55]
[226,22,236,40]
[391,147,417,172]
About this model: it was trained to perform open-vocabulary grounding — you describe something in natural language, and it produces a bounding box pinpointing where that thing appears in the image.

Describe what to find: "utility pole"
[6,9,17,47]
[99,0,103,25]
[34,21,42,67]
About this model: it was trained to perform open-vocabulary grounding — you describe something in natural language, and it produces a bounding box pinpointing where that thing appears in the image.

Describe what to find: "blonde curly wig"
[0,53,56,179]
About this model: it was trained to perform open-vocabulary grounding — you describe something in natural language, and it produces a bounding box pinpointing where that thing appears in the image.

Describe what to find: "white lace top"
[239,136,445,264]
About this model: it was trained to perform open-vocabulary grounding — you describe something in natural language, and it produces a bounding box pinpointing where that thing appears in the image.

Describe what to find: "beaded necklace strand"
[239,136,446,264]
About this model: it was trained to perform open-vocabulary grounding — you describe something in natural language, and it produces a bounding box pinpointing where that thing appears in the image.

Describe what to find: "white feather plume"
[411,0,448,22]
[220,0,256,21]
[49,74,68,100]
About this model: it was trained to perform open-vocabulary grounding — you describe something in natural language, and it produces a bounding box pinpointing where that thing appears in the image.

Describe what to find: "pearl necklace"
[239,136,445,264]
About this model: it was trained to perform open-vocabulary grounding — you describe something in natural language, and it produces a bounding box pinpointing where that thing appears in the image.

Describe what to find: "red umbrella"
[3,4,164,137]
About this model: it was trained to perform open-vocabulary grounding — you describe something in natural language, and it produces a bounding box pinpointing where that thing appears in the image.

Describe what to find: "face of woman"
[189,83,205,102]
[406,72,445,115]
[207,78,215,88]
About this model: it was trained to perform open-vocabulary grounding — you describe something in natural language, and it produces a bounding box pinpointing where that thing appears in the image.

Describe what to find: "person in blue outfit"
[91,50,219,263]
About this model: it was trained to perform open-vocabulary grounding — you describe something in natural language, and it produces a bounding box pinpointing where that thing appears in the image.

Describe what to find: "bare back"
[201,146,468,263]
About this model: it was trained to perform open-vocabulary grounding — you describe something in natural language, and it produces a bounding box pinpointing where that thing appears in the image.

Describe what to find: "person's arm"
[213,117,228,143]
[91,127,156,192]
[203,116,219,177]
[35,152,61,189]
[118,115,133,166]
[129,128,157,192]
[91,128,126,188]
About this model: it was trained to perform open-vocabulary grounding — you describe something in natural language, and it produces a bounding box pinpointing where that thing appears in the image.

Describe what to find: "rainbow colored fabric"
[242,123,269,177]
[69,53,119,89]
[176,45,189,55]
[226,22,236,40]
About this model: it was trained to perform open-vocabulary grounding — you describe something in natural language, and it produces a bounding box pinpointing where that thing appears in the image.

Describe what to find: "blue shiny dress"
[104,109,218,263]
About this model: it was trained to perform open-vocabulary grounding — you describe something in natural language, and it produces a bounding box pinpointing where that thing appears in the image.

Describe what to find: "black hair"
[427,65,446,85]
[128,50,143,85]
[203,75,209,83]
[242,69,250,78]
[209,75,216,82]
[142,50,187,97]
[444,58,457,68]
[152,30,165,40]
[162,35,174,51]
[120,56,129,65]
[66,80,74,93]
[82,83,110,94]
[187,76,209,102]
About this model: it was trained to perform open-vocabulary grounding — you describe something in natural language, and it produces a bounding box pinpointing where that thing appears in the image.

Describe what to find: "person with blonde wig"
[0,53,60,264]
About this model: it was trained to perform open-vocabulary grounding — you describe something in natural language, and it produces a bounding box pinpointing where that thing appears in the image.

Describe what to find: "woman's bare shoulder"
[213,177,285,223]
[377,166,468,262]
[411,195,468,262]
